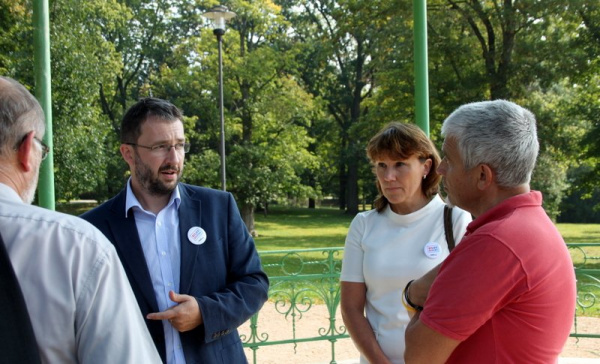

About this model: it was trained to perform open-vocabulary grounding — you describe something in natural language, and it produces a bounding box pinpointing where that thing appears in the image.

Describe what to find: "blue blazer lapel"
[178,185,201,295]
[107,191,159,312]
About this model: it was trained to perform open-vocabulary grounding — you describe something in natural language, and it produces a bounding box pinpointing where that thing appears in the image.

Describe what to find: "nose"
[383,167,396,181]
[165,145,181,163]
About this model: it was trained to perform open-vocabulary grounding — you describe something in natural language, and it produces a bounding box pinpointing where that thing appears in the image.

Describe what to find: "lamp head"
[202,5,236,31]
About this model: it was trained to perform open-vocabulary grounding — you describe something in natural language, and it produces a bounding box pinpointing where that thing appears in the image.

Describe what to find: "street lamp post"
[202,5,236,191]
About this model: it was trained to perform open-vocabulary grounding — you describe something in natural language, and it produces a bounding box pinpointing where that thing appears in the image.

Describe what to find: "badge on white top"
[424,242,442,259]
[187,226,207,245]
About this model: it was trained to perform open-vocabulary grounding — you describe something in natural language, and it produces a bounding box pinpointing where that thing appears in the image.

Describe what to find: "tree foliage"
[223,0,320,233]
[1,0,598,222]
[422,0,593,220]
[49,0,128,200]
[280,0,397,214]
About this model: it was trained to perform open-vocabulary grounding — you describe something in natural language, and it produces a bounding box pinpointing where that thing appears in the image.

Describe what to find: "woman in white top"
[340,122,471,364]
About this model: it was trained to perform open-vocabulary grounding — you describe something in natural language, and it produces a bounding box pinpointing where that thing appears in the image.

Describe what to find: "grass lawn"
[56,200,98,216]
[253,206,353,251]
[557,223,600,244]
[255,208,600,247]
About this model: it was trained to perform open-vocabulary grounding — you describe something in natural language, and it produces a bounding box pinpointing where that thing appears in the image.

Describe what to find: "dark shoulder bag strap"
[0,232,41,364]
[444,205,455,252]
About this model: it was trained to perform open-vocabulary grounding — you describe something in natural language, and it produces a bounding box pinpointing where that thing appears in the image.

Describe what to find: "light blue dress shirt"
[125,180,186,364]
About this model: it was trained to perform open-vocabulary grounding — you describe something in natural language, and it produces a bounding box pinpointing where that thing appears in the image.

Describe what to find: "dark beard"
[134,151,182,196]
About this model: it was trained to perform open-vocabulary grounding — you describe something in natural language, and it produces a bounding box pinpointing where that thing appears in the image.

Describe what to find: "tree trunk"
[448,0,516,101]
[344,36,365,215]
[345,145,359,215]
[338,159,347,210]
[241,202,257,237]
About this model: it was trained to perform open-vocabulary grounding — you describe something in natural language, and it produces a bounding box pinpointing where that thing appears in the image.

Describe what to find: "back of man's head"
[0,77,45,156]
[441,100,539,188]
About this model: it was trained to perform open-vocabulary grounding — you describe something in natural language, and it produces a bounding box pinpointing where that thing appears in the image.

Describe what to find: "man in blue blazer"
[81,97,269,364]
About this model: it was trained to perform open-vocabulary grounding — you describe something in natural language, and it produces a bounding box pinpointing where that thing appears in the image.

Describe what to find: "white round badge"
[423,242,442,259]
[187,227,207,245]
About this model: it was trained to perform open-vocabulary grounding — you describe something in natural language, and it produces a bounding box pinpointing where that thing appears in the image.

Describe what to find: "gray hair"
[441,100,539,187]
[0,77,45,155]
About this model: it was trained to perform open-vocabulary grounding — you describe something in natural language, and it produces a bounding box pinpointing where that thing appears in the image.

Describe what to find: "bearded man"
[81,97,268,364]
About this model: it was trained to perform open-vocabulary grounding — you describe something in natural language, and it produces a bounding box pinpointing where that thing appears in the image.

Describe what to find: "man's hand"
[147,291,203,332]
[409,263,442,307]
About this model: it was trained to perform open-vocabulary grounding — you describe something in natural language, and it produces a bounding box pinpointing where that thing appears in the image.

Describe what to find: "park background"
[3,0,600,361]
[2,0,600,232]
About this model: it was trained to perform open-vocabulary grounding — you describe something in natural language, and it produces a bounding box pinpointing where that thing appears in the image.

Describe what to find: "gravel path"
[240,304,600,363]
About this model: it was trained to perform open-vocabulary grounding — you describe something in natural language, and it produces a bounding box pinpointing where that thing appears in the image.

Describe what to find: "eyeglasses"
[126,142,191,156]
[33,137,50,160]
[14,133,50,161]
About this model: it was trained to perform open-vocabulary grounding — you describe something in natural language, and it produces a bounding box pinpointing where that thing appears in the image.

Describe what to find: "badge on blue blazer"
[187,227,207,245]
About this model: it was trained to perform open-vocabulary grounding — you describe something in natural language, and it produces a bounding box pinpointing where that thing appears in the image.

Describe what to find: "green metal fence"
[569,243,600,339]
[241,244,600,364]
[241,248,348,364]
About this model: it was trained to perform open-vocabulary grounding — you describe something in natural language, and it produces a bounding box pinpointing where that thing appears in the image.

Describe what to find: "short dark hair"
[120,97,183,143]
[366,122,441,212]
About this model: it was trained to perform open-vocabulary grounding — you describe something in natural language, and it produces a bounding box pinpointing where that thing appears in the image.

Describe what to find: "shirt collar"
[0,182,23,204]
[124,178,181,217]
[465,190,542,236]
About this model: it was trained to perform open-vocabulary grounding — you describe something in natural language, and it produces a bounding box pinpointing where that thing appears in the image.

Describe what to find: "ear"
[476,164,494,190]
[423,158,433,176]
[16,132,36,172]
[120,144,135,167]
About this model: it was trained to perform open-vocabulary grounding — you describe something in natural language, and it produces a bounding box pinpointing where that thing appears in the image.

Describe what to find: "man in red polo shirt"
[404,100,576,363]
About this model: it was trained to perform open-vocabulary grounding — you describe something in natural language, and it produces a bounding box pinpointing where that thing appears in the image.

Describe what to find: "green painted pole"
[413,0,430,136]
[33,0,55,210]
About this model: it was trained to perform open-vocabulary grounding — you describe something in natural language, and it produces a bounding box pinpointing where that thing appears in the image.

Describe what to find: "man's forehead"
[138,117,184,139]
[443,136,462,159]
[441,136,454,151]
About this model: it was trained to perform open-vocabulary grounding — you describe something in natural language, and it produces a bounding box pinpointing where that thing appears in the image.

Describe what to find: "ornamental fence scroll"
[241,244,600,364]
[569,243,600,339]
[240,248,348,364]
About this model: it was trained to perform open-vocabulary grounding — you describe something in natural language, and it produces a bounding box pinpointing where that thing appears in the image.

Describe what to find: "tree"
[98,0,196,125]
[3,0,597,222]
[147,0,320,235]
[49,0,127,200]
[558,166,600,223]
[222,0,320,234]
[0,0,31,77]
[0,0,130,201]
[282,0,393,214]
[577,2,600,196]
[422,0,593,218]
[90,0,205,199]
